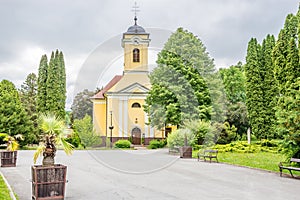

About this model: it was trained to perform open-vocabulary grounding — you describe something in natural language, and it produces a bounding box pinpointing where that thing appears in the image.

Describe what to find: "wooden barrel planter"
[179,146,192,158]
[32,164,67,200]
[0,151,17,167]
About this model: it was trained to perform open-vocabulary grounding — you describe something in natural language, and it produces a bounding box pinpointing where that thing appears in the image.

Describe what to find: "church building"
[91,17,172,145]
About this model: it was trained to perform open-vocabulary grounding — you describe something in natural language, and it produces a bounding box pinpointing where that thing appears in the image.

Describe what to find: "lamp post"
[109,111,114,148]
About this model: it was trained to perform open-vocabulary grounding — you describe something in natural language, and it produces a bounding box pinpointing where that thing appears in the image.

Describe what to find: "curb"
[0,171,17,200]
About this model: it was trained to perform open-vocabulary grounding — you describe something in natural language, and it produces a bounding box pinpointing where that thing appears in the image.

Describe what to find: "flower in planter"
[0,133,23,151]
[33,113,73,166]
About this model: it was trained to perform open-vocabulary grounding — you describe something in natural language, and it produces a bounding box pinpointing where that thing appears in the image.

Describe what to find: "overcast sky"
[0,0,299,109]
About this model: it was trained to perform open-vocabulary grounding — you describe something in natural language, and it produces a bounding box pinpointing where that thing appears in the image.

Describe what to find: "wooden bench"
[279,158,300,177]
[198,149,218,163]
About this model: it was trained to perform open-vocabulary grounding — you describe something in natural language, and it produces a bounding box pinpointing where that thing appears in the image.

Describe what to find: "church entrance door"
[131,127,141,145]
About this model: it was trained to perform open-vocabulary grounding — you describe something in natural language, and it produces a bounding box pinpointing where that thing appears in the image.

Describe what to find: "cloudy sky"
[0,0,299,109]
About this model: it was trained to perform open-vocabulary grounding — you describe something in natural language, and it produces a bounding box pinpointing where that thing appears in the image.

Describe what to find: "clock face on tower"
[134,39,139,45]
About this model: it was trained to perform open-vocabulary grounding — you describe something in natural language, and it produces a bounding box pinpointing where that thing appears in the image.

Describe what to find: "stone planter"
[179,146,192,158]
[0,151,17,167]
[32,164,67,200]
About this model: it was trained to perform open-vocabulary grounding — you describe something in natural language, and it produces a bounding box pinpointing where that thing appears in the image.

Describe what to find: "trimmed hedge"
[148,140,166,149]
[114,139,131,148]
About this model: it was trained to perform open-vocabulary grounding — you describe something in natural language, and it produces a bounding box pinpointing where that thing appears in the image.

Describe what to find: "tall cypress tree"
[37,50,66,118]
[37,55,48,113]
[57,51,66,118]
[261,35,277,138]
[273,14,298,95]
[245,35,277,139]
[245,38,263,138]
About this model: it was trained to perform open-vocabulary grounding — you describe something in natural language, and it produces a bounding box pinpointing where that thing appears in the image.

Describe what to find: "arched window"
[133,48,140,62]
[132,102,141,108]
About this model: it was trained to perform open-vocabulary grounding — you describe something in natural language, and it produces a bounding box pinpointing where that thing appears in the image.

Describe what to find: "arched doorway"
[131,127,141,145]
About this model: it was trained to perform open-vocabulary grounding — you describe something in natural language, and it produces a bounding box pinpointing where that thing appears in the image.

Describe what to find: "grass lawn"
[0,173,12,200]
[193,150,300,176]
[218,152,285,172]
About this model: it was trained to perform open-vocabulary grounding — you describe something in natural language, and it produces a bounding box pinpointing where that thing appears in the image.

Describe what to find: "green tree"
[245,38,263,139]
[0,80,34,145]
[219,63,248,137]
[73,115,101,147]
[219,62,246,104]
[159,27,226,122]
[71,89,94,120]
[37,50,66,118]
[276,78,300,157]
[19,73,38,143]
[273,14,298,95]
[245,35,277,139]
[260,35,277,138]
[37,55,48,113]
[144,28,213,129]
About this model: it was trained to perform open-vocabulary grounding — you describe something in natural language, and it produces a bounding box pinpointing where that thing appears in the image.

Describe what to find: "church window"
[132,102,141,108]
[133,48,140,62]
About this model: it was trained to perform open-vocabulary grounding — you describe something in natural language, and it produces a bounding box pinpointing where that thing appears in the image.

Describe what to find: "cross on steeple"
[131,2,140,25]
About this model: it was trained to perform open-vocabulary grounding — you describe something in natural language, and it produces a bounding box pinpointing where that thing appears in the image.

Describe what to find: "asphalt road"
[1,150,299,200]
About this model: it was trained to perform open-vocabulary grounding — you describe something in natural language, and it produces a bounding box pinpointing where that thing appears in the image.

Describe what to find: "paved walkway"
[1,150,300,200]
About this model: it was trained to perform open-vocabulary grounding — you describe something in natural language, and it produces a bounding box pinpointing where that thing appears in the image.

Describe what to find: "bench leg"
[288,169,294,178]
[279,168,282,177]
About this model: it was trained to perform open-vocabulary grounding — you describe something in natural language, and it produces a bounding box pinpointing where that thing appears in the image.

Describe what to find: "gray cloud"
[0,0,299,108]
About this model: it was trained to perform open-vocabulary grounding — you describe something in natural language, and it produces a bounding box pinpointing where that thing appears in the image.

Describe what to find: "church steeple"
[122,3,150,73]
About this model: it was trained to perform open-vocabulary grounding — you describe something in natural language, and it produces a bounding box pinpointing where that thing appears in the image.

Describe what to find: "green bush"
[167,129,195,149]
[114,139,131,148]
[148,140,166,149]
[0,133,6,145]
[213,140,282,153]
[65,131,82,148]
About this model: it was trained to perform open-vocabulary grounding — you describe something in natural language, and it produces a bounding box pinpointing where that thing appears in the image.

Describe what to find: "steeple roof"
[125,16,147,34]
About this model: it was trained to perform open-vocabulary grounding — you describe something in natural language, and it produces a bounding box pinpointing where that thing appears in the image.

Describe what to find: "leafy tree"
[276,78,300,157]
[144,28,213,129]
[219,62,246,104]
[71,89,94,120]
[73,115,102,148]
[0,80,34,145]
[19,73,38,143]
[219,63,249,137]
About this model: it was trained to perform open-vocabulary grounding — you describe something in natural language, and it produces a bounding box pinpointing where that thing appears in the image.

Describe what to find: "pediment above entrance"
[117,82,149,94]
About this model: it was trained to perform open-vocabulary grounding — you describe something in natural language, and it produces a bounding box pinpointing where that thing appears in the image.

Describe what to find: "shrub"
[213,140,282,153]
[148,140,166,149]
[167,129,195,149]
[65,131,82,148]
[215,122,237,144]
[114,140,131,148]
[73,115,102,147]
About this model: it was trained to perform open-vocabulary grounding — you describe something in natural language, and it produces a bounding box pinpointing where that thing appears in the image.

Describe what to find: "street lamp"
[109,111,114,148]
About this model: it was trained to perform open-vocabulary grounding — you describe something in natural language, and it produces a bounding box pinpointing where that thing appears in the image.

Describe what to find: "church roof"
[91,75,123,99]
[124,16,148,35]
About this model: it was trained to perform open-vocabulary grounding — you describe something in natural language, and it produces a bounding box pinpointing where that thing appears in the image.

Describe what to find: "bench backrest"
[204,150,218,154]
[290,158,300,163]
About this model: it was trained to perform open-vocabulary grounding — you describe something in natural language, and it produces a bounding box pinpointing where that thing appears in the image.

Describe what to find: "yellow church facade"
[91,18,173,145]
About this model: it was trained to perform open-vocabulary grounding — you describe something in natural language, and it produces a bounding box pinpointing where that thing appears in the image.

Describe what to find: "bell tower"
[122,14,150,73]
